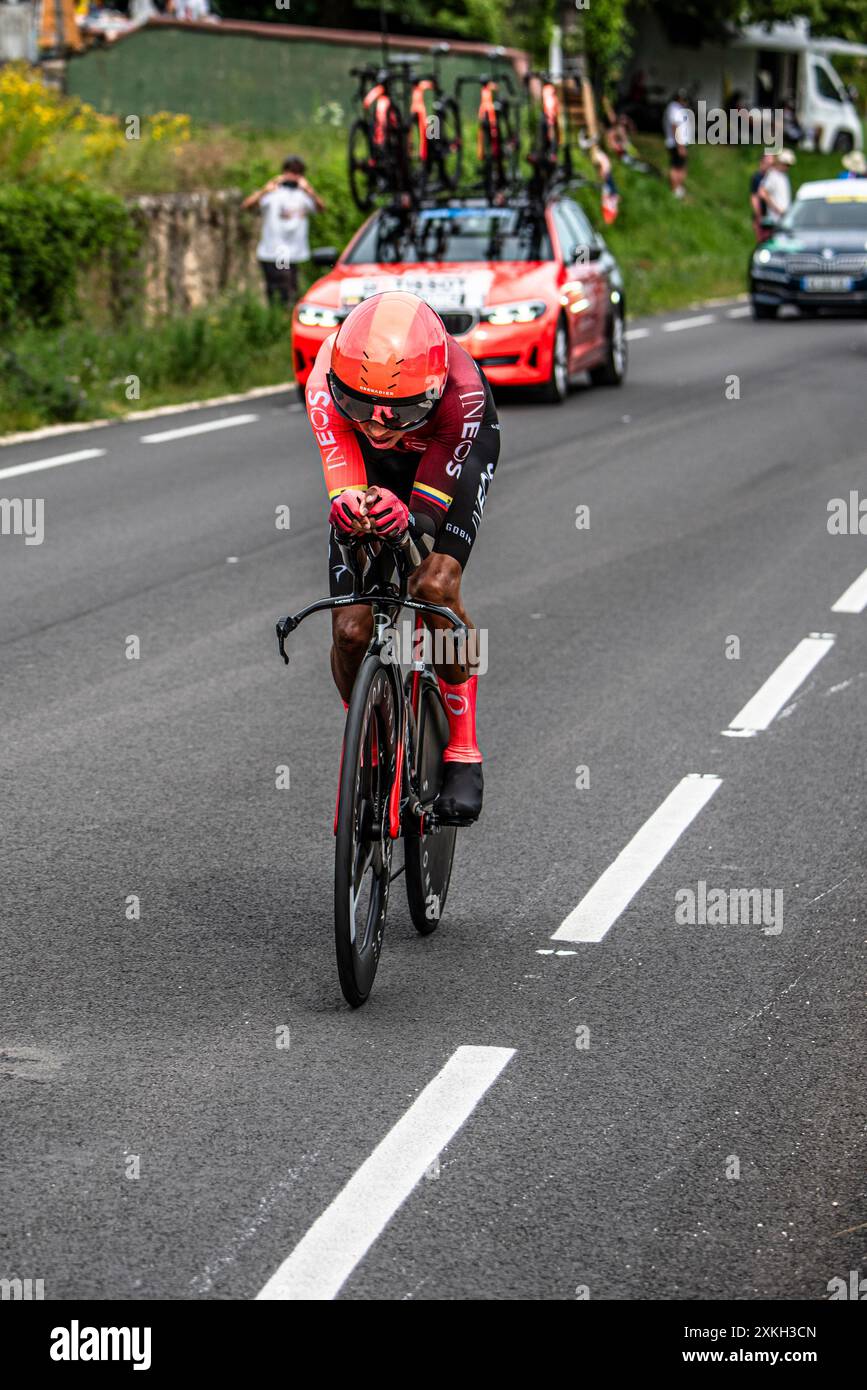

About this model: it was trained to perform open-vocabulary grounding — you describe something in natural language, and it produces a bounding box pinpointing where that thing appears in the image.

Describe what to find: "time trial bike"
[276,530,466,1007]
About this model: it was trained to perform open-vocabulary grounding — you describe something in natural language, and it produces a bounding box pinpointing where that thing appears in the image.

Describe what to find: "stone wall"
[128,190,261,322]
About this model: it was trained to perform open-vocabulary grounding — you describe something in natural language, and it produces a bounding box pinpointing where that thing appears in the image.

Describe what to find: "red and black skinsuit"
[305,332,500,594]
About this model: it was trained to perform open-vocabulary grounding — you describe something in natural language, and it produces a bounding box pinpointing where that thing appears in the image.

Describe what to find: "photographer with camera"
[242,155,325,309]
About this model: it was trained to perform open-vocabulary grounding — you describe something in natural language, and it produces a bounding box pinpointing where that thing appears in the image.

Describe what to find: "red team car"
[293,196,627,404]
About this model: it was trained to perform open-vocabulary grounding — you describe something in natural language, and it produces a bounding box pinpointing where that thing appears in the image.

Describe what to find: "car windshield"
[344,206,553,265]
[783,195,867,231]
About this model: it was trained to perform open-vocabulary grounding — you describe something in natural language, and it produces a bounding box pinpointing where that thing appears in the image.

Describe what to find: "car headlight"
[481,300,547,326]
[752,250,787,270]
[296,303,343,328]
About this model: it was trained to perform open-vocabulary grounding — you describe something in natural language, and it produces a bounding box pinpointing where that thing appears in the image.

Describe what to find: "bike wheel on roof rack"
[436,96,463,192]
[348,118,377,212]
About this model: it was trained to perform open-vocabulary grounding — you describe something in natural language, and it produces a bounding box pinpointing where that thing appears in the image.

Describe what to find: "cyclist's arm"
[305,336,368,502]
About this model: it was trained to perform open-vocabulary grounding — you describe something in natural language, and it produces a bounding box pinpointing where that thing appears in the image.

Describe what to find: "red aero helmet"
[331,291,449,404]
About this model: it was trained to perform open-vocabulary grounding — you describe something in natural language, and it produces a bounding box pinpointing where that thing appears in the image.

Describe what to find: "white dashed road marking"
[662,314,717,333]
[722,633,835,736]
[0,448,106,482]
[552,774,722,944]
[140,414,258,444]
[256,1045,515,1301]
[831,568,867,614]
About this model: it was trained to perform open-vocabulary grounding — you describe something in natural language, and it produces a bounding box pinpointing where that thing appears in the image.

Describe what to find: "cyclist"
[304,290,499,824]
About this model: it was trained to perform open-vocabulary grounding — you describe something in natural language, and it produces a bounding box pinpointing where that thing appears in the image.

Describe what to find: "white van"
[800,50,863,153]
[626,15,865,154]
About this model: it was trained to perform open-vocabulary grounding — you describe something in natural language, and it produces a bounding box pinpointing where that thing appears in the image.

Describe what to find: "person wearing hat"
[750,149,775,241]
[838,151,867,179]
[760,148,795,227]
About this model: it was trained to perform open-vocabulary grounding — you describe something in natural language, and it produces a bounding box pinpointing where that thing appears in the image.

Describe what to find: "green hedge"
[0,294,292,432]
[0,185,140,328]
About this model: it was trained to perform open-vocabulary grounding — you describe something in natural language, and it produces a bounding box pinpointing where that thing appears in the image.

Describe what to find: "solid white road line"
[662,314,717,333]
[552,774,722,944]
[0,448,106,482]
[831,568,867,614]
[723,633,835,735]
[256,1045,515,1301]
[625,327,650,341]
[140,413,258,444]
[0,383,294,448]
[726,306,752,319]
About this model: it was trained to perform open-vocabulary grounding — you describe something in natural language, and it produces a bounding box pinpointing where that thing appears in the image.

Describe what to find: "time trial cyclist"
[304,290,499,824]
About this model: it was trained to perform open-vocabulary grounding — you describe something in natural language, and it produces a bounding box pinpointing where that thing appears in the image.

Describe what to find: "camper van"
[625,16,865,154]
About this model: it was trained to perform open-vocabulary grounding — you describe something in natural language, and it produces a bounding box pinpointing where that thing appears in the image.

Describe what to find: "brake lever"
[275,614,298,665]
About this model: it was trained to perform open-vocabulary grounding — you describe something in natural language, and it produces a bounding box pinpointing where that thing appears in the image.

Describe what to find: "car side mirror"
[312,246,338,267]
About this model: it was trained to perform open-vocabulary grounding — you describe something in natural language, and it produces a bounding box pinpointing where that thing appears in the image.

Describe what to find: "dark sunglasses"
[328,370,438,431]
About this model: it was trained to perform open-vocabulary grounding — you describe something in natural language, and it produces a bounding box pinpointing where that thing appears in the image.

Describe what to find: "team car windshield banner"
[338,272,494,313]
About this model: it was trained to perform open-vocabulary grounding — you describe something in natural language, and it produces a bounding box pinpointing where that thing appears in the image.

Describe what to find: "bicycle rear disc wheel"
[405,678,457,936]
[334,656,398,1005]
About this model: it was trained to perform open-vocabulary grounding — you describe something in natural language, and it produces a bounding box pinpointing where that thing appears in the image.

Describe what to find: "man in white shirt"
[663,89,691,199]
[760,148,795,225]
[242,155,325,308]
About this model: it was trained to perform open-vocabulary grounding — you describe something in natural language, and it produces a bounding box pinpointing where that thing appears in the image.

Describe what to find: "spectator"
[242,155,325,310]
[168,0,209,18]
[839,151,867,179]
[663,88,691,199]
[590,143,620,225]
[760,148,795,227]
[782,98,804,148]
[750,150,774,241]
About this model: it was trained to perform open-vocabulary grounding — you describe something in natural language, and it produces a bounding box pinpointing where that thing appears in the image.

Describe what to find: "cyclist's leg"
[409,379,498,681]
[327,529,372,703]
[408,388,499,820]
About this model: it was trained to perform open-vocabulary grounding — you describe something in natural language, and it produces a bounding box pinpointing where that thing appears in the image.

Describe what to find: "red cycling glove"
[366,487,410,536]
[329,488,368,534]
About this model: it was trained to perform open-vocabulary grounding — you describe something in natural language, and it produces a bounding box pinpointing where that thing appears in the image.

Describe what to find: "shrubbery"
[0,184,140,327]
[0,295,292,432]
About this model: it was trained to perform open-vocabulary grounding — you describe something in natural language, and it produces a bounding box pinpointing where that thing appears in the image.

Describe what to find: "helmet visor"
[328,370,438,431]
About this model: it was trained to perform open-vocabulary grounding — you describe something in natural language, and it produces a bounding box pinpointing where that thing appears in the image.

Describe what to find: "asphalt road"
[1,301,865,1301]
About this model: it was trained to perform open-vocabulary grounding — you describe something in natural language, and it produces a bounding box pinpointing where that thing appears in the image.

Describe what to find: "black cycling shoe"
[434,761,483,825]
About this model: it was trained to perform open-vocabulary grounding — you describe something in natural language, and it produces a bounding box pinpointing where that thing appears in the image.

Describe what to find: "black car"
[750,179,867,318]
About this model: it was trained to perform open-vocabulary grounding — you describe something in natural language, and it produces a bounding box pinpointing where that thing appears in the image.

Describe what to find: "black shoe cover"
[434,761,483,825]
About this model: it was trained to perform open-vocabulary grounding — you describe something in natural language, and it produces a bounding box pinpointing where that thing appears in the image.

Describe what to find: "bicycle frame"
[410,78,435,161]
[276,532,468,837]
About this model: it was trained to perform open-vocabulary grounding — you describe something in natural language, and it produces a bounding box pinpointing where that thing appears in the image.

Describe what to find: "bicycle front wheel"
[334,656,398,1006]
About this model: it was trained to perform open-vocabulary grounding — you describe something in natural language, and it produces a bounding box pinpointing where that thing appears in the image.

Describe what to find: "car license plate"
[339,272,492,312]
[801,275,853,292]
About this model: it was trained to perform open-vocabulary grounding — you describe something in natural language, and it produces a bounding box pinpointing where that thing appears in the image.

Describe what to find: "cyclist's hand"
[329,489,371,535]
[364,486,410,536]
